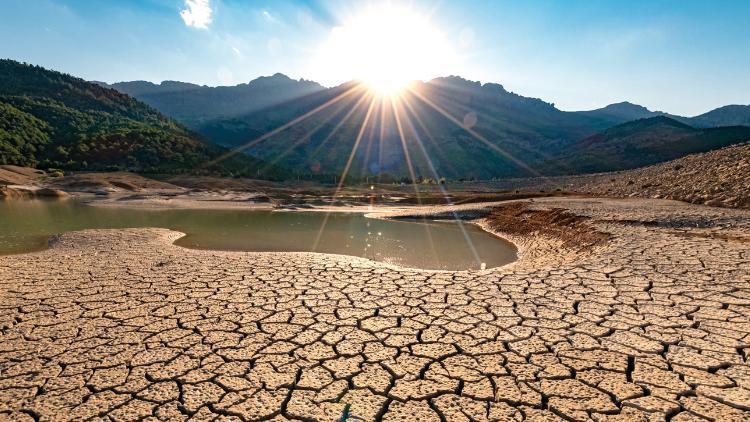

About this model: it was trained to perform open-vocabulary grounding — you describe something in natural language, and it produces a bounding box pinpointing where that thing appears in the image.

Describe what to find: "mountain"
[690,105,750,127]
[194,79,750,179]
[99,74,325,128]
[191,76,638,180]
[0,60,283,178]
[550,116,750,173]
[576,102,663,126]
[103,73,750,180]
[98,80,202,97]
[577,102,750,129]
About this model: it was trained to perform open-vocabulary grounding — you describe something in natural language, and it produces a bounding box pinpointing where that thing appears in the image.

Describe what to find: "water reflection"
[0,199,516,270]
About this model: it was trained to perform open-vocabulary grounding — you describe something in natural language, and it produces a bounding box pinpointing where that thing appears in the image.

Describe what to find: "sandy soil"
[0,165,47,185]
[49,171,183,192]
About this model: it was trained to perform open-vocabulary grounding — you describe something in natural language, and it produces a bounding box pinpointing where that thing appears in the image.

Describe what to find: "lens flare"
[311,3,457,96]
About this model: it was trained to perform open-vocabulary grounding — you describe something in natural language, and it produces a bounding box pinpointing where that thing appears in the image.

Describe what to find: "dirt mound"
[0,165,46,186]
[50,172,182,192]
[475,142,750,210]
[166,175,281,191]
[0,185,68,199]
[486,203,610,250]
[575,142,750,208]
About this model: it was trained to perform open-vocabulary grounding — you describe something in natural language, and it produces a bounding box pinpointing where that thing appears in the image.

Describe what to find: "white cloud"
[180,0,213,29]
[261,10,277,23]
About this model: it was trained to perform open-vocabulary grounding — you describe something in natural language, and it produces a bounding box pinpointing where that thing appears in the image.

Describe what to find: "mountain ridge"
[187,77,750,179]
[98,74,326,127]
[4,60,747,180]
[102,73,750,125]
[0,59,284,178]
[691,104,750,127]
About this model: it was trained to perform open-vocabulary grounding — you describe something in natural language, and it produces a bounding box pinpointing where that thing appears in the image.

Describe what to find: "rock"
[1,185,68,199]
[0,185,36,199]
[35,188,69,198]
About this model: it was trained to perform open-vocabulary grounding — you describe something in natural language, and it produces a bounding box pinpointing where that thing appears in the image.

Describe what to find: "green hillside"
[0,101,50,167]
[0,60,283,178]
[550,116,750,173]
[10,59,746,181]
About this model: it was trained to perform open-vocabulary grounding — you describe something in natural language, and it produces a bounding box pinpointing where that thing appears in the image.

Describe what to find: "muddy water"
[0,199,516,270]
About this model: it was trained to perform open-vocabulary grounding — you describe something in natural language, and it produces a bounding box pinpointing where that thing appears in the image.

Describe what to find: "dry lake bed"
[1,197,749,421]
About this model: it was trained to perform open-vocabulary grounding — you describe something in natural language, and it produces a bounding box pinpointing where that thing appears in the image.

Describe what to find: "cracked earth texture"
[1,198,749,421]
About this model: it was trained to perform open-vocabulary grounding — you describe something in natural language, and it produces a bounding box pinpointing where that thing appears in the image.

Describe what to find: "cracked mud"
[1,198,749,421]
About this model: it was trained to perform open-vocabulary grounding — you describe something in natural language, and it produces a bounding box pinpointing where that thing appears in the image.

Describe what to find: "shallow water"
[0,199,516,270]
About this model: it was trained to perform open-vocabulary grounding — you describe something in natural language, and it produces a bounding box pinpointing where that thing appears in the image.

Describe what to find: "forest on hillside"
[0,60,284,178]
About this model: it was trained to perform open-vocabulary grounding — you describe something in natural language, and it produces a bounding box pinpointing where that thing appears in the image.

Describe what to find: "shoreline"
[0,192,733,273]
[1,195,527,272]
[2,193,688,272]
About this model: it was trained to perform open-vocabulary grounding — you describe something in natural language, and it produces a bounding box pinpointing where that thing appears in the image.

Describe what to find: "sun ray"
[395,97,483,268]
[309,90,372,159]
[400,93,460,177]
[260,86,366,174]
[203,83,367,169]
[312,95,378,252]
[334,95,378,192]
[377,96,388,182]
[390,97,444,266]
[359,97,382,181]
[391,97,419,186]
[417,85,563,168]
[408,86,543,177]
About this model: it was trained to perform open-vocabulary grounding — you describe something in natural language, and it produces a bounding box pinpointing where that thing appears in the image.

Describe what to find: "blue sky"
[1,0,748,115]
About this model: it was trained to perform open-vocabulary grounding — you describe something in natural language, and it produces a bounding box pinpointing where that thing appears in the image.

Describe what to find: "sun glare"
[312,4,456,96]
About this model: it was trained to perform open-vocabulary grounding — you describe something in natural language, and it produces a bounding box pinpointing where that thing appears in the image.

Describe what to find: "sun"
[311,3,456,96]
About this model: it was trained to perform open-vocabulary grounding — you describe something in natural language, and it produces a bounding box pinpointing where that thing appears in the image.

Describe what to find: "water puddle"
[0,199,516,270]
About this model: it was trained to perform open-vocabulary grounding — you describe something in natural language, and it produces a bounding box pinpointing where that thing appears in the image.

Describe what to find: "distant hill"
[690,105,750,127]
[97,80,202,97]
[101,72,750,180]
[550,116,750,173]
[577,102,750,129]
[0,60,283,178]
[191,77,750,179]
[576,102,663,125]
[191,77,629,180]
[99,74,325,128]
